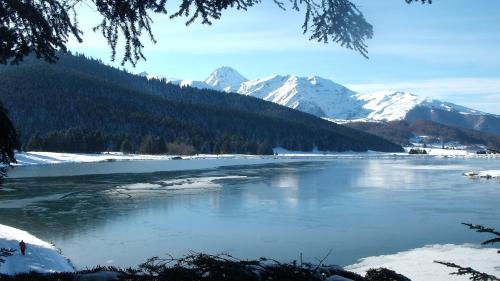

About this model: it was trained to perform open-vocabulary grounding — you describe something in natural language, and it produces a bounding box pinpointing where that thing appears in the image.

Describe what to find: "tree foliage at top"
[2,0,431,66]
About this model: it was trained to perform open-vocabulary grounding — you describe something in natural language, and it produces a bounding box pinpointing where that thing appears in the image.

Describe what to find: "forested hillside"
[347,120,500,149]
[0,54,402,154]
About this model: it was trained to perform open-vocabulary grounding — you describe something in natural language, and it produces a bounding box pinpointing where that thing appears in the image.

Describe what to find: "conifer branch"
[434,261,500,281]
[1,0,432,66]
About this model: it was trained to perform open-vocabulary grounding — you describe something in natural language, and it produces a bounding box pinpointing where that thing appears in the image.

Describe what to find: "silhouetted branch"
[435,223,500,280]
[434,261,500,281]
[1,0,432,66]
[463,223,500,252]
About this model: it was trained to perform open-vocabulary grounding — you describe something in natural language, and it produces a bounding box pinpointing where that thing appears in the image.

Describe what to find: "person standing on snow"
[19,240,26,255]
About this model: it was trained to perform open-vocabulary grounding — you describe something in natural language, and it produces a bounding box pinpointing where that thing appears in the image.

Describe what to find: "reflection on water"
[0,159,499,268]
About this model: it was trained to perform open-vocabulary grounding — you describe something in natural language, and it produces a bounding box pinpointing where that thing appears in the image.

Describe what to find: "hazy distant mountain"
[155,67,500,135]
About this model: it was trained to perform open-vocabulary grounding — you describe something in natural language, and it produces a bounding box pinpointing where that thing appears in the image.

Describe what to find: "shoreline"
[6,150,500,178]
[1,223,498,280]
[12,149,500,167]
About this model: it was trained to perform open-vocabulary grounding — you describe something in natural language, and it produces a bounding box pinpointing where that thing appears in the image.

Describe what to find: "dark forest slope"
[0,54,402,154]
[347,120,500,149]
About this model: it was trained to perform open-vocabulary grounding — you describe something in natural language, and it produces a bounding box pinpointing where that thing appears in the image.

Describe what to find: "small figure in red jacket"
[19,240,26,255]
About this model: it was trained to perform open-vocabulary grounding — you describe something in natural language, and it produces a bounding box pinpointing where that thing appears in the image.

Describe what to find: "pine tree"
[0,102,19,166]
[120,138,134,154]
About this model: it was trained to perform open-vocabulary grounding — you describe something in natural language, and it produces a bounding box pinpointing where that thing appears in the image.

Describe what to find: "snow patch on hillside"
[356,90,426,121]
[0,224,74,275]
[346,244,500,281]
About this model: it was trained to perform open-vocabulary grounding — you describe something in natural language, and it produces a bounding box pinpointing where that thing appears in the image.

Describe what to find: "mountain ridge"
[147,67,500,135]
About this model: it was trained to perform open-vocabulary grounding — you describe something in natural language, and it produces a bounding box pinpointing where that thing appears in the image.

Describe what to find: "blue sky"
[68,0,500,114]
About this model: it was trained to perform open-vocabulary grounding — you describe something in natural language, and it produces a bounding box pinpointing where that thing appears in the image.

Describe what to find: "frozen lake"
[1,157,499,269]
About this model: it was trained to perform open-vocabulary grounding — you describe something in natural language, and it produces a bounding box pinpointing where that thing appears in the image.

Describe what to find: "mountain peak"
[204,67,248,92]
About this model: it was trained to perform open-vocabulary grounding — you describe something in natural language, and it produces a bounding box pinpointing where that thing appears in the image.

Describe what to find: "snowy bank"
[12,149,500,168]
[346,244,500,281]
[13,151,405,167]
[0,224,74,275]
[13,151,175,166]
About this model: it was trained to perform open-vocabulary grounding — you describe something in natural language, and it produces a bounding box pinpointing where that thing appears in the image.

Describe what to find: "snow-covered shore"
[346,244,500,281]
[14,151,176,166]
[13,151,407,166]
[12,149,500,167]
[0,224,74,275]
[1,223,498,281]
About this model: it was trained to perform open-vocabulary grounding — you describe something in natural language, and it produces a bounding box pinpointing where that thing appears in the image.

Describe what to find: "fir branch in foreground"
[434,261,499,281]
[463,223,500,252]
[435,223,499,280]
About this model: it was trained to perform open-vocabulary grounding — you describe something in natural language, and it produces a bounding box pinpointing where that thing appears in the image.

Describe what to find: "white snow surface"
[346,244,500,281]
[106,176,249,199]
[12,148,499,168]
[142,67,489,121]
[0,224,75,275]
[14,151,176,166]
[204,66,248,92]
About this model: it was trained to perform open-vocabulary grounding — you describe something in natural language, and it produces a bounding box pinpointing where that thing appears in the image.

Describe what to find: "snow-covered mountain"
[140,67,500,135]
[204,66,248,92]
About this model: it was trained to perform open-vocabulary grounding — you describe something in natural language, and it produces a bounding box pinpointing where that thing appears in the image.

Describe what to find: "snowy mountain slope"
[166,67,248,92]
[0,224,74,275]
[204,66,248,92]
[354,90,483,121]
[140,67,500,134]
[238,75,368,119]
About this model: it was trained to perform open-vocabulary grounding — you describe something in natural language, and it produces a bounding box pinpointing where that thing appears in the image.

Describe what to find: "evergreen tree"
[120,138,134,154]
[138,135,167,154]
[166,142,196,155]
[257,142,273,155]
[26,134,43,151]
[0,102,19,166]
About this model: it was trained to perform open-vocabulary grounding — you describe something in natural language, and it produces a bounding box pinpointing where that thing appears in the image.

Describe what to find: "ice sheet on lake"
[108,176,248,197]
[346,244,500,281]
[464,170,500,178]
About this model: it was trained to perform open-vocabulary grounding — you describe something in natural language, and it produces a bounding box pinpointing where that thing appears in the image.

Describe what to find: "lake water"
[1,158,499,269]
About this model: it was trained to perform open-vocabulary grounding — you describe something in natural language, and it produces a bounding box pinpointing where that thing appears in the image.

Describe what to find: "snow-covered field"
[11,148,499,168]
[13,151,175,166]
[0,224,74,275]
[346,244,500,281]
